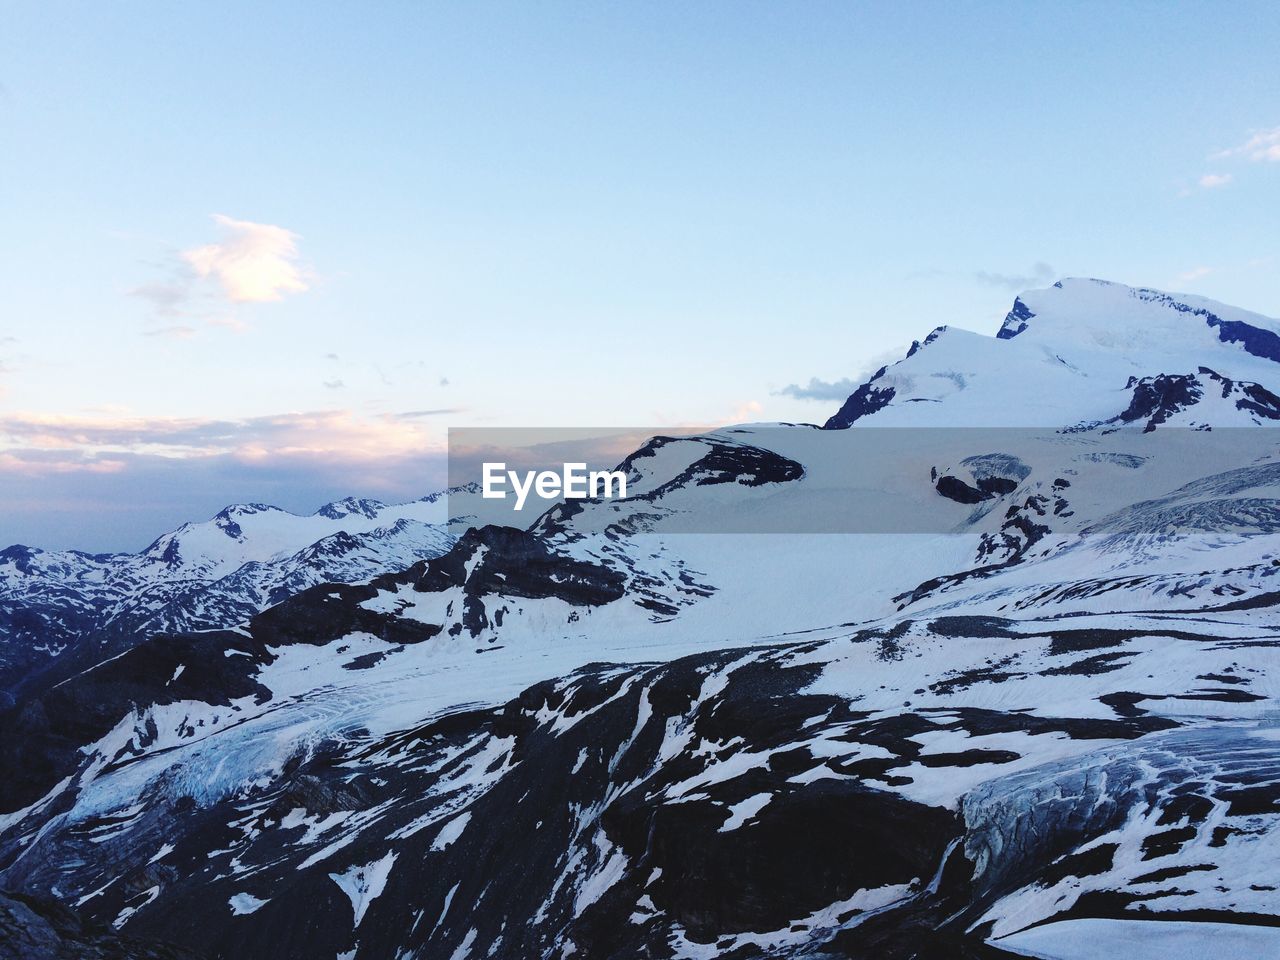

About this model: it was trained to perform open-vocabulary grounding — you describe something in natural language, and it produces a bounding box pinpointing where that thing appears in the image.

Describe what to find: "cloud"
[129,216,311,325]
[207,316,249,333]
[129,281,191,318]
[1198,173,1233,189]
[143,325,198,339]
[0,452,127,475]
[1176,265,1214,284]
[1212,126,1280,163]
[776,341,916,405]
[182,215,310,303]
[775,377,861,402]
[0,340,18,398]
[323,379,345,389]
[974,262,1056,291]
[730,400,764,422]
[0,409,454,466]
[393,409,465,420]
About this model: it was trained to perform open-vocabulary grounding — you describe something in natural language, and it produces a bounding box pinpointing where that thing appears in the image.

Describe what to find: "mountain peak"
[316,496,388,520]
[995,295,1037,340]
[214,503,283,522]
[826,279,1280,429]
[995,278,1280,347]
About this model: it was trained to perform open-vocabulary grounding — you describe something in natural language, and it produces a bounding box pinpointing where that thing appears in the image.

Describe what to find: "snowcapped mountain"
[828,278,1280,429]
[2,279,1279,959]
[0,494,461,693]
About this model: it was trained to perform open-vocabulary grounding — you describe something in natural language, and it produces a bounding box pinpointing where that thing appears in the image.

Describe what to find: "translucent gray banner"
[447,426,1280,535]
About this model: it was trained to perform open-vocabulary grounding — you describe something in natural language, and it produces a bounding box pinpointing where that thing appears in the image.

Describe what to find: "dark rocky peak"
[315,497,387,520]
[1098,367,1280,432]
[1115,373,1205,432]
[296,529,366,559]
[997,297,1036,340]
[824,366,895,429]
[215,503,276,520]
[411,525,627,637]
[608,435,804,500]
[0,545,39,573]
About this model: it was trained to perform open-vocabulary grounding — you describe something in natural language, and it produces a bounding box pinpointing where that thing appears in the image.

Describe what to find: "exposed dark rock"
[997,297,1036,339]
[0,891,202,959]
[824,367,896,428]
[411,525,627,635]
[1116,373,1203,432]
[936,476,990,504]
[1206,315,1280,364]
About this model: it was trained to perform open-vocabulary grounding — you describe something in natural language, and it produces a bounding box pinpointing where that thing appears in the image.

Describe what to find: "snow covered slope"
[2,279,1279,959]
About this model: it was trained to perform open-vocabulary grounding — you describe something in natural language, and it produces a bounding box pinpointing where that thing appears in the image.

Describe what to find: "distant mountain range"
[0,494,458,694]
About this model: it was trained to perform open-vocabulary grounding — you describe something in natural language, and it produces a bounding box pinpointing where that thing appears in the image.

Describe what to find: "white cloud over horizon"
[129,215,312,325]
[183,214,311,303]
[0,408,461,473]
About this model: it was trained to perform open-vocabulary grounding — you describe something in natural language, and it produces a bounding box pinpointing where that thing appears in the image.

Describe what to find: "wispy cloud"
[1198,173,1232,189]
[183,214,310,303]
[1212,126,1280,163]
[0,339,18,398]
[143,324,198,339]
[322,379,345,389]
[777,341,917,405]
[1176,265,1214,284]
[207,316,250,333]
[974,262,1056,291]
[129,280,191,318]
[775,377,861,402]
[0,409,461,470]
[130,215,311,325]
[393,409,465,420]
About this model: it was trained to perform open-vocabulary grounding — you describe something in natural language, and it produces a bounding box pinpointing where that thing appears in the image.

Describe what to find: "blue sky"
[2,1,1278,549]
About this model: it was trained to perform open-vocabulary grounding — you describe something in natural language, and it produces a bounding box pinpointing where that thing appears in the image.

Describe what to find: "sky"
[2,1,1279,550]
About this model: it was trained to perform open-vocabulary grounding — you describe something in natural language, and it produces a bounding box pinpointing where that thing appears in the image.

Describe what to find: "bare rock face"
[0,891,200,960]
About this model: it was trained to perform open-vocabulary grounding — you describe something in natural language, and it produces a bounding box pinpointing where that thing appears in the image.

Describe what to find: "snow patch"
[328,850,398,928]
